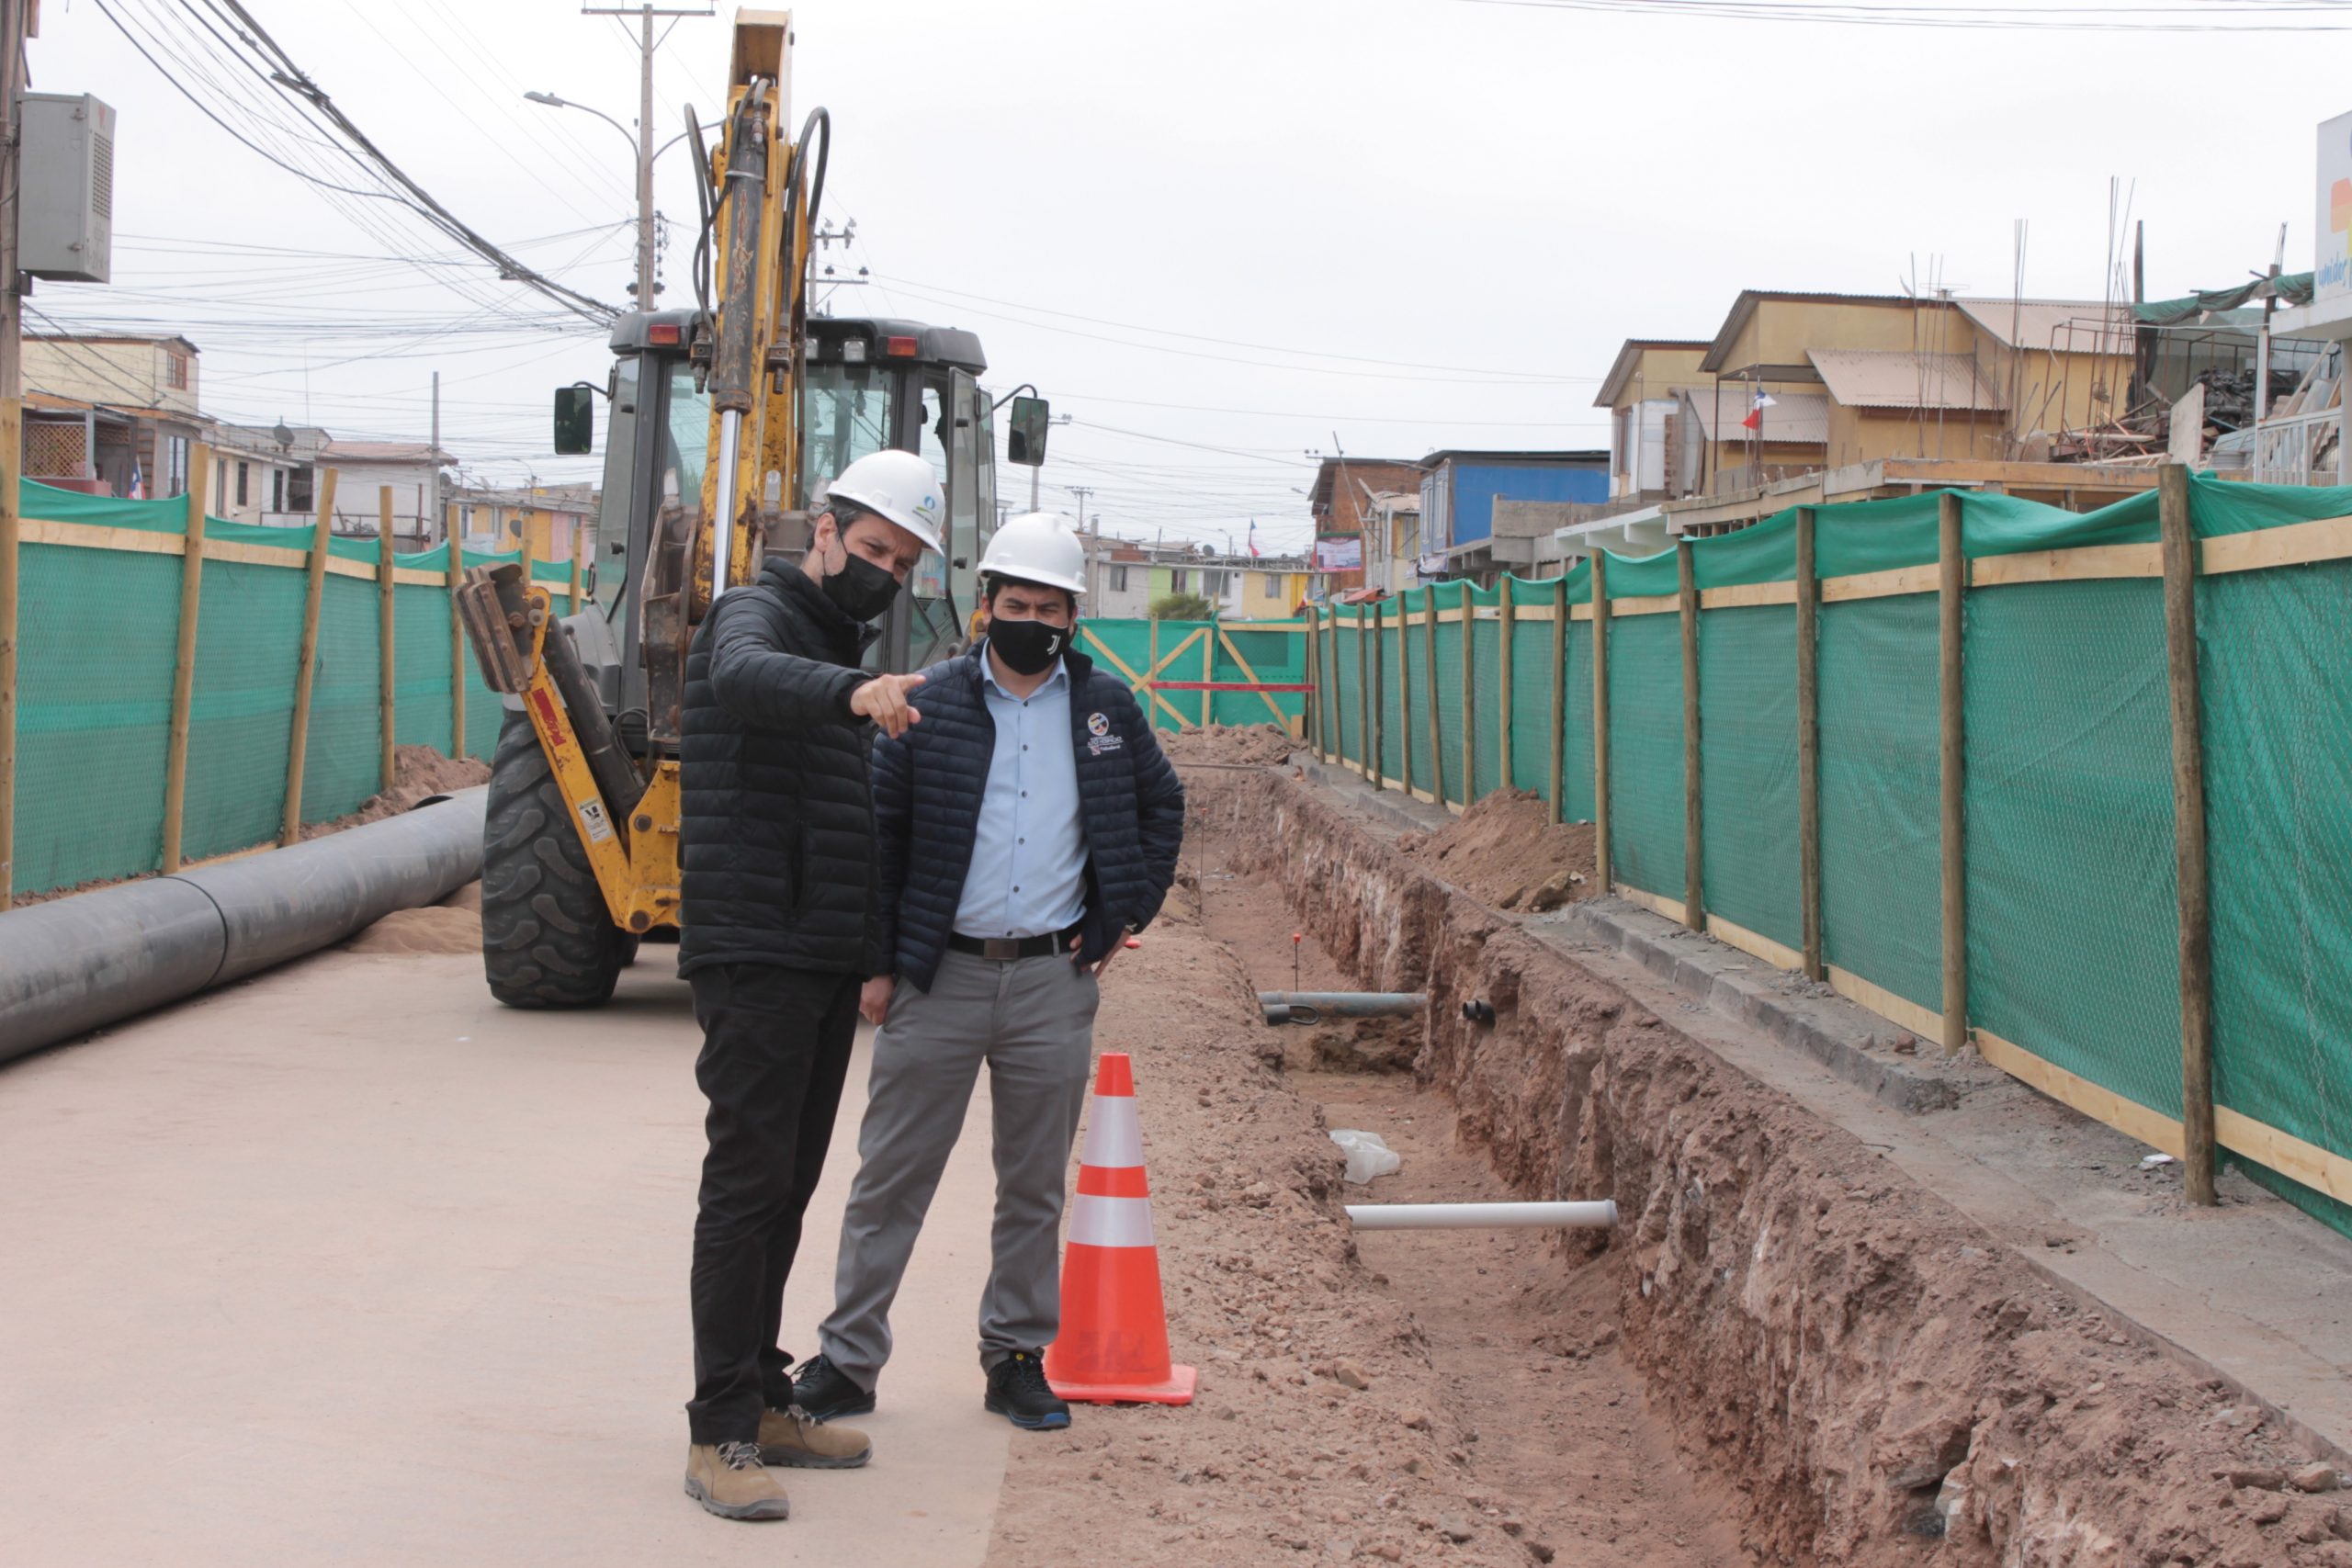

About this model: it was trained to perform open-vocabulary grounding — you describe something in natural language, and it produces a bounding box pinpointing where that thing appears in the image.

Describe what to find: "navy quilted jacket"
[872,644,1185,991]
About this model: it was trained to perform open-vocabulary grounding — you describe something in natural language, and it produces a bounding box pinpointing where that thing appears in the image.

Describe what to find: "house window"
[286,466,314,513]
[216,458,228,503]
[235,461,250,507]
[165,352,188,391]
[1109,566,1128,593]
[164,435,188,498]
[273,468,285,513]
[1169,568,1187,593]
[1201,570,1227,598]
[1262,573,1282,599]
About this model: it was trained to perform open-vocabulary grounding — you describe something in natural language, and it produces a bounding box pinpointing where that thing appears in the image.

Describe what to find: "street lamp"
[526,90,695,307]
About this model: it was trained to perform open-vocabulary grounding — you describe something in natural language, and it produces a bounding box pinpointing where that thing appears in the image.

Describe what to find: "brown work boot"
[684,1440,791,1521]
[759,1404,874,1469]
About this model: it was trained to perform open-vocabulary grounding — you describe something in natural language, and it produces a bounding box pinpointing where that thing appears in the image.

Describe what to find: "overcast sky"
[29,0,2352,550]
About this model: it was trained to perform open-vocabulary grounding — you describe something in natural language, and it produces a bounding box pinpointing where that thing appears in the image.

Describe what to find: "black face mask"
[819,538,901,623]
[989,616,1067,676]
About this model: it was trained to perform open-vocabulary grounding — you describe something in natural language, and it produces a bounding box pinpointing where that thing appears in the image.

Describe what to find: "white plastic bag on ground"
[1329,1129,1402,1185]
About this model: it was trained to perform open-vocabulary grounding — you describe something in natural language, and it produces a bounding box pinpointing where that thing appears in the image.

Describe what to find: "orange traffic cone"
[1046,1052,1197,1404]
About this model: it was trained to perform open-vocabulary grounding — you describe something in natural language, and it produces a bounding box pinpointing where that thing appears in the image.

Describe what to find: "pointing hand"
[852,672,926,739]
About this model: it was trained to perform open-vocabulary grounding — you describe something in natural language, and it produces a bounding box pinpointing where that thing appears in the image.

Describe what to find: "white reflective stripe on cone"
[1078,1093,1145,1170]
[1066,1193,1157,1248]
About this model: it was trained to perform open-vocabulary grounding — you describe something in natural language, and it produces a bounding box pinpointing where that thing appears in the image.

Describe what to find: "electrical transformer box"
[22,92,115,284]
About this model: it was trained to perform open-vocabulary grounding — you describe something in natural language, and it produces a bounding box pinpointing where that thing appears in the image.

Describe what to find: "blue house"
[1419,449,1611,558]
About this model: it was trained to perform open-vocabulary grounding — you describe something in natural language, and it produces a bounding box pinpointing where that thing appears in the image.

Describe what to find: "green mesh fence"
[1377,614,1405,784]
[1604,611,1684,903]
[1073,618,1307,737]
[1964,579,2180,1119]
[1470,593,1503,800]
[6,481,576,892]
[1817,594,1942,1017]
[1432,601,1464,805]
[2199,561,2352,1230]
[1508,600,1555,796]
[1698,604,1800,951]
[1334,619,1361,767]
[1400,591,1436,794]
[1561,617,1594,822]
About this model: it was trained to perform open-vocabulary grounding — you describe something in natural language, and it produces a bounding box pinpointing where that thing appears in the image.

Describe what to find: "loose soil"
[1159,722,1301,768]
[345,881,483,956]
[1394,790,1596,913]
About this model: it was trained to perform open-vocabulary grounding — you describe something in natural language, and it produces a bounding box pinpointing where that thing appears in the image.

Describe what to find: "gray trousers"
[819,948,1099,1388]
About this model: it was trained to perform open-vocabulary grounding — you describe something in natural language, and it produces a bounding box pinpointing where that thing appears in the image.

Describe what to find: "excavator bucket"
[457,563,536,694]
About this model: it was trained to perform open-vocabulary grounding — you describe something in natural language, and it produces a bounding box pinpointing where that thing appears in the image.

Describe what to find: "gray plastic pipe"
[1259,990,1428,1025]
[0,789,487,1066]
[1346,1201,1620,1231]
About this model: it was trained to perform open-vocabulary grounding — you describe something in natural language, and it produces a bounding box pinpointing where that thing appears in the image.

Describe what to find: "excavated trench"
[1176,756,2352,1568]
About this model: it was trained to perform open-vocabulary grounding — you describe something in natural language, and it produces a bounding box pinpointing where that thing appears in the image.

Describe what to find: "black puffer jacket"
[872,644,1185,991]
[678,557,882,977]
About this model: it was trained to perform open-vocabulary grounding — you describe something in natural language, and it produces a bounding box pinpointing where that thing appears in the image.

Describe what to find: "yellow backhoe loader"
[456,10,1053,1006]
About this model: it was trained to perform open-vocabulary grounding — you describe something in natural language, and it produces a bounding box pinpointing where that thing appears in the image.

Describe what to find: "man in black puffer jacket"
[675,448,943,1523]
[790,513,1185,1435]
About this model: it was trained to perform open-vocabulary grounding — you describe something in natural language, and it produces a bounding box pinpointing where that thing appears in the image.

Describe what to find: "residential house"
[206,422,331,527]
[1419,449,1610,579]
[450,481,596,563]
[1216,555,1310,621]
[1306,456,1424,595]
[21,331,204,497]
[1086,536,1154,618]
[1593,339,1711,501]
[1362,491,1424,593]
[1809,348,2007,468]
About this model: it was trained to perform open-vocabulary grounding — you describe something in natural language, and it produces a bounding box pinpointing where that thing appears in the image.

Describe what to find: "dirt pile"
[1180,765,2352,1567]
[1159,722,1299,768]
[1395,790,1595,912]
[300,745,490,840]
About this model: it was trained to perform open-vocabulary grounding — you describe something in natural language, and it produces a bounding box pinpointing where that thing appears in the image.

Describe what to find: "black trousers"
[685,962,861,1445]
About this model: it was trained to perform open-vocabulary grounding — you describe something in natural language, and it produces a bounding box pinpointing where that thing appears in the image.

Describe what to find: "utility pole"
[579,4,710,308]
[0,0,22,399]
[0,0,28,911]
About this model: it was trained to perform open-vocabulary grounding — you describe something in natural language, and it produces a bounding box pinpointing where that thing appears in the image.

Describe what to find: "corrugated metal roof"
[1808,350,2007,412]
[1955,299,2134,353]
[322,440,450,463]
[1678,388,1829,445]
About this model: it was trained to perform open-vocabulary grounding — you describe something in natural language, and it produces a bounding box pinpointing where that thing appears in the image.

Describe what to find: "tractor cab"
[562,310,1049,748]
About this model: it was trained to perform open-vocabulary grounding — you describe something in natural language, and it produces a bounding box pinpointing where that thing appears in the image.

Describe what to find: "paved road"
[0,947,1011,1566]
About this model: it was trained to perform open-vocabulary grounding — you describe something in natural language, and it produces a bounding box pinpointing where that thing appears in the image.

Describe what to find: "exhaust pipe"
[0,790,487,1066]
[1259,990,1427,1026]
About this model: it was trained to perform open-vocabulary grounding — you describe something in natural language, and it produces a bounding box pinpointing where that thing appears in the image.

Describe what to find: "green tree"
[1149,592,1214,621]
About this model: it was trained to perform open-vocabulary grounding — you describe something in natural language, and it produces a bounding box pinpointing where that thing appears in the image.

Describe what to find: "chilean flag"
[1740,388,1776,432]
[1248,520,1261,558]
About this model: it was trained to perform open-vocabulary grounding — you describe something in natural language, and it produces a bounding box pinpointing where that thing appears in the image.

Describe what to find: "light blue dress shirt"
[955,655,1090,940]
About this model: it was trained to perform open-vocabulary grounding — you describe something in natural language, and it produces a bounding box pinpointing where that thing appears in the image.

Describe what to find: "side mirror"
[553,385,596,456]
[1006,395,1051,467]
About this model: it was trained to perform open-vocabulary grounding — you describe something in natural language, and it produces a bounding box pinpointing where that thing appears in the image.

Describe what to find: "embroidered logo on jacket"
[1087,711,1111,736]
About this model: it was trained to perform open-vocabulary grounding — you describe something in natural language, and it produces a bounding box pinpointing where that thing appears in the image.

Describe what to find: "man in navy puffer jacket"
[789,513,1183,1432]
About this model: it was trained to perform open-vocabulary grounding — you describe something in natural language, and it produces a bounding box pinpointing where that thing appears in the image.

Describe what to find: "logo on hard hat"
[917,491,942,525]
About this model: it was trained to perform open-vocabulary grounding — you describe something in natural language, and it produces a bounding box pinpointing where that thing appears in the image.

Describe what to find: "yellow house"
[1955,299,2138,454]
[1810,348,2008,468]
[1593,340,1711,499]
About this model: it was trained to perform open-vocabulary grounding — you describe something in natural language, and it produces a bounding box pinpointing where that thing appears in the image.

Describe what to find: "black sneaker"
[984,1349,1071,1431]
[788,1353,876,1423]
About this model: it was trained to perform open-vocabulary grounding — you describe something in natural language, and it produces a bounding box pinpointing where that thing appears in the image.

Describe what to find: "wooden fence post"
[2159,463,2216,1205]
[1459,581,1476,805]
[447,525,468,758]
[1148,615,1161,734]
[1422,589,1442,807]
[1201,616,1214,729]
[1938,489,1969,1056]
[1591,554,1612,895]
[378,487,397,792]
[1679,538,1703,931]
[160,446,212,874]
[280,468,337,846]
[1795,507,1825,981]
[1498,576,1516,791]
[0,398,18,908]
[1549,575,1567,825]
[1398,595,1415,798]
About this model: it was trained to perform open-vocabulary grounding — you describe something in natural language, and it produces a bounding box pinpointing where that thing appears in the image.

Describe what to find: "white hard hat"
[822,449,946,556]
[979,511,1087,597]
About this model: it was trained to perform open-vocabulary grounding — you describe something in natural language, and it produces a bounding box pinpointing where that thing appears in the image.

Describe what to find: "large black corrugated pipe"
[0,789,487,1066]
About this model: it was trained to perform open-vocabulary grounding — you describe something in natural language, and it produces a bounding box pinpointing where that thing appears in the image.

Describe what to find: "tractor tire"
[481,708,639,1008]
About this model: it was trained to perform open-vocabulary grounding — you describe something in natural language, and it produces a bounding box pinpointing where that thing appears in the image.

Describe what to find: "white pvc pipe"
[1344,1200,1619,1231]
